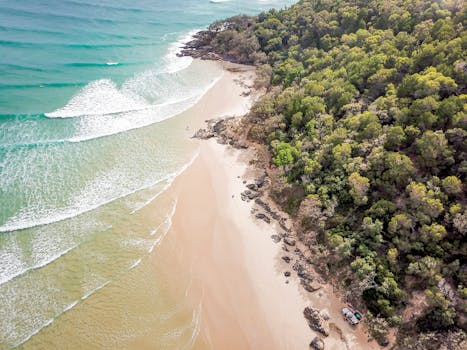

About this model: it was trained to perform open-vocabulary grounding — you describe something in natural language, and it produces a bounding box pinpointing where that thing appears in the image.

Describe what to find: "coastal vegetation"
[187,0,466,347]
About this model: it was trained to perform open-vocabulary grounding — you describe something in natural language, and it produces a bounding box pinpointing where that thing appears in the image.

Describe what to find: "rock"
[297,269,314,281]
[320,310,330,321]
[271,235,281,243]
[247,183,258,191]
[302,279,322,293]
[242,190,259,200]
[284,237,296,246]
[193,129,214,139]
[255,175,267,188]
[282,256,291,263]
[247,191,260,200]
[284,271,291,277]
[310,336,325,350]
[254,198,282,222]
[304,307,330,337]
[255,213,270,224]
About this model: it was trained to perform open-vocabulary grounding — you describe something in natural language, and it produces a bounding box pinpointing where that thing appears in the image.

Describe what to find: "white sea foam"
[161,301,202,349]
[45,70,223,144]
[12,297,82,347]
[148,199,178,253]
[12,278,112,348]
[62,300,79,312]
[132,150,198,215]
[129,258,142,270]
[0,242,80,286]
[45,79,149,118]
[13,318,54,348]
[182,304,202,350]
[164,29,200,74]
[0,173,169,233]
[0,147,198,234]
[130,180,173,215]
[81,280,112,301]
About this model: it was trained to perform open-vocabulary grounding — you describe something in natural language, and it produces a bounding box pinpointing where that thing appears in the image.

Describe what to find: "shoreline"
[153,59,382,349]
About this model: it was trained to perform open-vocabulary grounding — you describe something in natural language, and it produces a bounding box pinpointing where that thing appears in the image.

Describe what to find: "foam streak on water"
[0,148,197,233]
[0,242,80,286]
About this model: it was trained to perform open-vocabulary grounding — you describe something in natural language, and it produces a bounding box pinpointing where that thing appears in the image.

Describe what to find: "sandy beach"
[9,60,381,350]
[151,60,382,350]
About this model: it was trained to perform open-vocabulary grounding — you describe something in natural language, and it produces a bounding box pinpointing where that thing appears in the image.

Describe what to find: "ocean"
[0,0,295,349]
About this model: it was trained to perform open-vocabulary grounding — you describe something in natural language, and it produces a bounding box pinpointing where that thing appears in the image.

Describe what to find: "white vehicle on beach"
[342,307,360,325]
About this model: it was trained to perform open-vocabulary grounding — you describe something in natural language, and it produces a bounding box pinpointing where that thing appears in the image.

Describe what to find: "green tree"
[349,172,370,205]
[441,176,462,196]
[415,131,454,170]
[384,126,406,150]
[273,142,299,167]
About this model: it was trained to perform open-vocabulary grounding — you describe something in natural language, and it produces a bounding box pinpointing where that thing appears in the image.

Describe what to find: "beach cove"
[155,61,383,350]
[10,60,381,349]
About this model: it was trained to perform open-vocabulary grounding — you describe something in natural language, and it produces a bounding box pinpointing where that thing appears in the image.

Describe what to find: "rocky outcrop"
[254,198,289,232]
[310,336,325,350]
[255,213,271,224]
[284,237,296,246]
[193,128,215,139]
[241,189,260,201]
[271,234,281,243]
[302,279,323,293]
[193,117,249,149]
[177,30,221,61]
[304,307,330,337]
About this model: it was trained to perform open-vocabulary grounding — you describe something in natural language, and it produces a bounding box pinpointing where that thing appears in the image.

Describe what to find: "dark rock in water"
[282,256,291,263]
[255,213,270,224]
[271,235,281,243]
[304,307,330,337]
[310,336,325,350]
[284,237,296,246]
[284,271,291,277]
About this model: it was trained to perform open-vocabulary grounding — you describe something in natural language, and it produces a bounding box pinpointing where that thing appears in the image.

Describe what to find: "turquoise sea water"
[0,0,295,348]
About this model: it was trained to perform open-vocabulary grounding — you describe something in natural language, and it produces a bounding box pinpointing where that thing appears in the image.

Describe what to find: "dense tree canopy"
[204,0,466,347]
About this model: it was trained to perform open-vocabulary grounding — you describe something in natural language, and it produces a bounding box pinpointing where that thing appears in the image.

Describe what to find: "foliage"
[204,0,466,344]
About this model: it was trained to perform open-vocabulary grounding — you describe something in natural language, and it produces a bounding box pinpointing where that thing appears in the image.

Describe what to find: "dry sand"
[152,60,381,349]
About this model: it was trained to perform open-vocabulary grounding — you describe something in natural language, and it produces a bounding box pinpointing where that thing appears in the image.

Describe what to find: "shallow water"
[0,1,296,348]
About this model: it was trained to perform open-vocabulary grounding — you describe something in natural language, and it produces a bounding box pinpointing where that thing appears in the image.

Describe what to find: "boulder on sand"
[304,307,330,337]
[310,336,325,350]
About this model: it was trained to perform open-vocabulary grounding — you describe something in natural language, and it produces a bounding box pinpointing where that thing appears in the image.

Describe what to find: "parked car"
[342,307,360,325]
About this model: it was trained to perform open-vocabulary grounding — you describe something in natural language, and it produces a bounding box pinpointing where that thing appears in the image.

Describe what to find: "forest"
[197,0,466,347]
